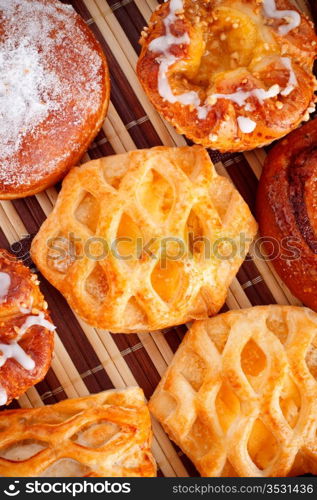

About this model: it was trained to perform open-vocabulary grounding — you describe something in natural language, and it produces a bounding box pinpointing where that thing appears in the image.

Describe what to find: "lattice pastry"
[0,387,156,477]
[31,146,257,333]
[137,0,317,152]
[149,306,317,477]
[0,250,55,406]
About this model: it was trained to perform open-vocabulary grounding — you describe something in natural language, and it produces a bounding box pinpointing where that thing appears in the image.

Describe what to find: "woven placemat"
[0,0,315,478]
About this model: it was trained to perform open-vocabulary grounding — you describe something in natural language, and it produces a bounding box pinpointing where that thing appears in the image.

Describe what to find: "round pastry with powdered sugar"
[0,249,55,406]
[137,0,317,152]
[0,0,110,199]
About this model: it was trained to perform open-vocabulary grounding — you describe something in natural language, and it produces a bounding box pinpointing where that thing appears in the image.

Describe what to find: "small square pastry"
[0,387,156,477]
[149,306,317,477]
[31,146,257,333]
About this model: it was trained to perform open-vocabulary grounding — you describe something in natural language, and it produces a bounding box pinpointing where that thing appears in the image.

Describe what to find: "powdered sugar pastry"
[0,0,103,186]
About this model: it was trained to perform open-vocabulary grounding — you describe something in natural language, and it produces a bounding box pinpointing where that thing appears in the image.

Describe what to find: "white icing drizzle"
[149,0,189,53]
[263,0,301,35]
[210,58,297,105]
[0,342,35,370]
[237,116,257,133]
[0,272,10,303]
[211,84,281,107]
[149,0,209,119]
[0,388,7,406]
[149,0,298,129]
[19,312,56,338]
[280,57,297,96]
[0,309,52,404]
[0,279,55,406]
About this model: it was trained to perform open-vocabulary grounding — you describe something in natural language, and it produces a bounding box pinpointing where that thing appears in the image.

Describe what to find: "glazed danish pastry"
[0,0,110,199]
[0,250,55,406]
[30,146,257,333]
[257,118,317,311]
[0,387,156,477]
[137,0,317,152]
[150,306,317,477]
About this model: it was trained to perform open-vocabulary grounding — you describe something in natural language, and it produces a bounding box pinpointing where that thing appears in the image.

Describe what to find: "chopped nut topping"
[209,134,218,142]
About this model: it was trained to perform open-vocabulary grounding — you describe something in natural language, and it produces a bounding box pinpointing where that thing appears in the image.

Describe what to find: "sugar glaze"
[149,0,300,133]
[0,272,10,303]
[263,0,301,36]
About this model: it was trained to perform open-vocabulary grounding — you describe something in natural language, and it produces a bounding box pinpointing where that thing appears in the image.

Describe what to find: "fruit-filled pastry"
[137,0,317,151]
[0,250,55,406]
[150,306,317,477]
[0,387,156,477]
[31,146,257,333]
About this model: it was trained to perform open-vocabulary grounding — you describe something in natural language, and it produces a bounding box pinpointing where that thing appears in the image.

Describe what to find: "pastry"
[0,387,156,477]
[31,146,257,333]
[257,118,317,311]
[137,0,317,152]
[0,0,110,199]
[0,250,55,406]
[149,306,317,477]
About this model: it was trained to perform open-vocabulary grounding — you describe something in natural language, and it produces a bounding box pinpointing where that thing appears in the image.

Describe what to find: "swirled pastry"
[137,0,317,152]
[257,118,317,311]
[0,387,156,477]
[31,146,257,333]
[0,250,55,406]
[149,306,317,477]
[0,0,110,199]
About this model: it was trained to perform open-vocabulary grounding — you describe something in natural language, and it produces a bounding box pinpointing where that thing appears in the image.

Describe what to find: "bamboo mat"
[1,0,316,478]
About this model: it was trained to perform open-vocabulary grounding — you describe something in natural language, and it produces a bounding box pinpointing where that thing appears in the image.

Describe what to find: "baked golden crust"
[31,146,257,333]
[0,250,54,405]
[149,306,317,477]
[137,0,317,152]
[0,387,156,477]
[0,0,110,199]
[257,118,317,311]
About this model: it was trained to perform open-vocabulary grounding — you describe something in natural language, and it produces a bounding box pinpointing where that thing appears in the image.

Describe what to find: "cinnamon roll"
[257,118,317,311]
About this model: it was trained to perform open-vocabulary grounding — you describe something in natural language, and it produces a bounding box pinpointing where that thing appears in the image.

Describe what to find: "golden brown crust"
[0,250,54,405]
[149,306,317,477]
[0,387,156,477]
[137,0,317,152]
[31,146,257,333]
[0,0,110,199]
[257,118,317,311]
